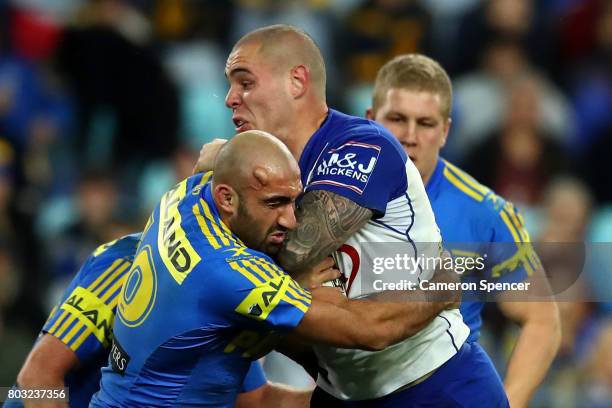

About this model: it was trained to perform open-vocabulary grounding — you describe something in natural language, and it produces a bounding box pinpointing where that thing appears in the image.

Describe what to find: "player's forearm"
[277,190,372,273]
[356,298,449,349]
[503,302,561,408]
[18,371,67,408]
[17,375,68,408]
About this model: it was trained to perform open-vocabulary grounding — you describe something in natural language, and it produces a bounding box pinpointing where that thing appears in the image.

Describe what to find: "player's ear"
[213,184,238,215]
[440,117,452,148]
[289,65,308,98]
[365,107,375,120]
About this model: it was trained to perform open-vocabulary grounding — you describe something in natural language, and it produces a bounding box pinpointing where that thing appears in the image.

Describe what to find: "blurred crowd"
[0,0,610,406]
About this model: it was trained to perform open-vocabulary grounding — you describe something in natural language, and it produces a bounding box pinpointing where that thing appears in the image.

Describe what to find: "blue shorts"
[312,342,509,408]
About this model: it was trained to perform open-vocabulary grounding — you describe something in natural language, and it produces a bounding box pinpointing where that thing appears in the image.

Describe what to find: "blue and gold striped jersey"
[426,159,541,342]
[91,172,312,408]
[4,231,267,408]
[0,234,140,408]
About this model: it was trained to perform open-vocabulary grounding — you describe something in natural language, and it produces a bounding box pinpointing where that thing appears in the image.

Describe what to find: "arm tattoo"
[277,190,372,273]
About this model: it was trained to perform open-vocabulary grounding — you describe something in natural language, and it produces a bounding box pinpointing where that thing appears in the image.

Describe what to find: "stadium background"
[0,0,610,407]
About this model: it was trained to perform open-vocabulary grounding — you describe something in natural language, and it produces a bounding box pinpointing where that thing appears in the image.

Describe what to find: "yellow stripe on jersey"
[199,198,235,247]
[62,320,87,348]
[491,244,535,277]
[47,310,68,335]
[235,275,291,321]
[93,260,132,297]
[279,293,310,313]
[54,314,79,341]
[158,179,202,285]
[70,327,92,351]
[286,280,313,305]
[444,161,490,195]
[241,260,275,282]
[500,210,521,242]
[199,171,213,186]
[504,202,531,243]
[249,258,282,279]
[92,239,120,258]
[193,203,221,249]
[142,212,154,238]
[58,286,115,347]
[249,258,311,307]
[450,249,482,258]
[100,274,128,303]
[87,258,126,294]
[229,261,264,286]
[443,167,484,202]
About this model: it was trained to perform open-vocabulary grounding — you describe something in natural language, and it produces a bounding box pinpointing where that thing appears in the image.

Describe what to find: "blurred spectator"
[0,242,19,337]
[419,0,481,70]
[452,0,555,76]
[450,38,575,161]
[153,0,234,47]
[566,0,612,153]
[46,169,120,303]
[139,145,198,216]
[580,319,612,408]
[340,0,432,84]
[339,0,433,115]
[0,137,45,331]
[538,178,593,243]
[55,1,179,180]
[462,74,569,206]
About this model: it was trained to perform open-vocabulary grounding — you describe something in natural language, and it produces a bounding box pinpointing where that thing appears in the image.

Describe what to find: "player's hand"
[192,138,228,174]
[295,256,342,290]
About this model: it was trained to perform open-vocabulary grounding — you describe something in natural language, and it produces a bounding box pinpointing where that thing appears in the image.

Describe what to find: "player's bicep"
[278,190,372,272]
[43,284,116,362]
[220,258,313,332]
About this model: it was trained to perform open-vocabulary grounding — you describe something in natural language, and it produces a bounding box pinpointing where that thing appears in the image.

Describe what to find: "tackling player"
[365,54,561,408]
[4,233,311,408]
[213,24,508,407]
[90,131,458,408]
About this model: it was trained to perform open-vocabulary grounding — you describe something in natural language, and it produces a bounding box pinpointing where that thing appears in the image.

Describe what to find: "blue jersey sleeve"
[240,361,267,393]
[207,255,312,333]
[304,131,407,217]
[483,196,541,284]
[42,235,138,363]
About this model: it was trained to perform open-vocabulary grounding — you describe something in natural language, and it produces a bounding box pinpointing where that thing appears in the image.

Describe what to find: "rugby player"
[89,131,458,408]
[365,54,561,408]
[4,233,312,408]
[197,24,508,407]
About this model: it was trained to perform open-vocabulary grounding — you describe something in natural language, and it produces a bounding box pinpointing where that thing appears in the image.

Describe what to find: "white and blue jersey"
[298,109,470,400]
[426,159,540,342]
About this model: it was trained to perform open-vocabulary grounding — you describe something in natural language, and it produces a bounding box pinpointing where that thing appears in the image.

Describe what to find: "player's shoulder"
[92,233,141,260]
[439,159,524,229]
[440,160,494,208]
[73,233,140,287]
[202,243,288,288]
[327,109,403,150]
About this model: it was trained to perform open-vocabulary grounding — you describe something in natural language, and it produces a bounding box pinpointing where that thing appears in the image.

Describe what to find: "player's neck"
[284,104,329,162]
[421,157,439,186]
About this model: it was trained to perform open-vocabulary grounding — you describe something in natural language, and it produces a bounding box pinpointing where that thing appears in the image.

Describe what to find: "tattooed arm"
[277,189,372,274]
